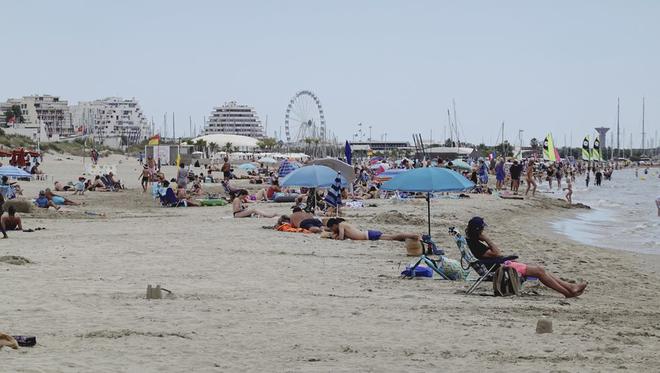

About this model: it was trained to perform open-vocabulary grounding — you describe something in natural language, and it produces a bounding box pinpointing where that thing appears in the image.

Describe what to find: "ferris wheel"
[284,90,326,144]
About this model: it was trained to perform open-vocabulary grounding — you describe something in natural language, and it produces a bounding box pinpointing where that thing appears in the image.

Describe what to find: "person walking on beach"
[564,174,573,205]
[585,168,590,187]
[495,159,505,191]
[176,163,188,190]
[524,161,537,196]
[556,164,563,190]
[465,217,587,298]
[509,160,522,194]
[139,165,150,192]
[221,157,232,181]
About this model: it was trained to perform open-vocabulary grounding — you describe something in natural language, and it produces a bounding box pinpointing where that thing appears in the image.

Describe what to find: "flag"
[344,141,352,165]
[324,172,342,212]
[148,134,160,146]
[175,153,181,168]
[581,135,591,160]
[542,133,557,162]
[592,135,601,161]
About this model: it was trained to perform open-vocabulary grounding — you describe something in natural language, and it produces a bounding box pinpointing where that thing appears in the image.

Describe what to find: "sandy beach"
[2,154,660,372]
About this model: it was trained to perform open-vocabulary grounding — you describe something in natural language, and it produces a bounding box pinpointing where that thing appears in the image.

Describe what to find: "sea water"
[551,168,660,254]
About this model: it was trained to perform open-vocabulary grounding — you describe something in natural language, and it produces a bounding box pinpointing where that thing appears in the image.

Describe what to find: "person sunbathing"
[326,218,419,241]
[175,187,200,206]
[35,190,60,210]
[289,206,323,233]
[465,216,587,298]
[45,188,80,206]
[232,189,277,218]
[1,206,22,231]
[54,181,72,192]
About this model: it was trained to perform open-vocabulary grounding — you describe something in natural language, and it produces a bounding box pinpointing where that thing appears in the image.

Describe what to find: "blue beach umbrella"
[277,159,300,178]
[238,163,257,171]
[381,167,475,236]
[280,165,348,188]
[0,166,31,178]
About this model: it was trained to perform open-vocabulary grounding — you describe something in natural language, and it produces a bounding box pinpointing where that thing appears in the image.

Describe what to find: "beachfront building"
[204,101,264,138]
[0,95,75,142]
[71,97,151,148]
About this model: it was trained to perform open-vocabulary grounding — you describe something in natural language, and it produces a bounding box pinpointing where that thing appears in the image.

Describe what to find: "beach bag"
[440,258,470,280]
[493,266,521,296]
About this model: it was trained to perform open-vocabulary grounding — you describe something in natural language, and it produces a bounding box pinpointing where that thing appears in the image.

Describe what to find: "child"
[326,218,419,241]
[139,165,150,192]
[73,177,86,195]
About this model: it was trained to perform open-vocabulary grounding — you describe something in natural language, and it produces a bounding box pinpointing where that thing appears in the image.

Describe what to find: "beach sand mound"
[3,199,33,213]
[0,255,32,265]
[370,210,426,226]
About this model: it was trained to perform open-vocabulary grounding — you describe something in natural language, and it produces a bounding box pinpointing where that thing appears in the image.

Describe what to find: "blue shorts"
[367,230,382,240]
[52,196,65,205]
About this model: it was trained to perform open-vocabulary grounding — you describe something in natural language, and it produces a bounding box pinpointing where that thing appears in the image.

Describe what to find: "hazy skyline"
[1,0,658,148]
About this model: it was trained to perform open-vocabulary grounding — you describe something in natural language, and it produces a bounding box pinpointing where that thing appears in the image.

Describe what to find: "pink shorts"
[504,261,528,277]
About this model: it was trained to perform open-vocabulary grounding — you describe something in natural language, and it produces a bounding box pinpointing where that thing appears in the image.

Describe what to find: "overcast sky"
[1,0,658,148]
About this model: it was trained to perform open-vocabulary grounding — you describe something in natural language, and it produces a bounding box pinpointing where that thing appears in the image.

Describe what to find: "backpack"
[493,266,521,296]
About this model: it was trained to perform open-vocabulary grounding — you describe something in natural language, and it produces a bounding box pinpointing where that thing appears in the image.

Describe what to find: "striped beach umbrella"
[324,171,342,209]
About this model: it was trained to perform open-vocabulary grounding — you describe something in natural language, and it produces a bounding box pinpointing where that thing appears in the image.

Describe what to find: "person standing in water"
[564,173,573,205]
[524,160,537,196]
[585,167,591,187]
[595,168,602,186]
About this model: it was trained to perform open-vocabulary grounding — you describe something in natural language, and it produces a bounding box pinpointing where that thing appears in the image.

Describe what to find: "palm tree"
[208,142,219,155]
[223,142,233,154]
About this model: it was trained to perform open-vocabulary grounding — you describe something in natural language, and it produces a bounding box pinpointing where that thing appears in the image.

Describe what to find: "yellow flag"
[175,153,181,167]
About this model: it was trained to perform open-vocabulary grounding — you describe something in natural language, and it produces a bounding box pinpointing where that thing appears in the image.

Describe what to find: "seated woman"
[465,216,587,298]
[189,181,204,197]
[232,190,277,218]
[175,187,200,206]
[87,176,107,191]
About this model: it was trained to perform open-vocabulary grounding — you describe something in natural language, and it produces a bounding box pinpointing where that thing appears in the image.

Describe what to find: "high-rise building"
[0,95,74,138]
[71,97,151,148]
[204,101,264,138]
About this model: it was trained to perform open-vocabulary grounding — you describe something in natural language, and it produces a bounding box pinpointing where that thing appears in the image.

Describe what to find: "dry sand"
[2,154,660,372]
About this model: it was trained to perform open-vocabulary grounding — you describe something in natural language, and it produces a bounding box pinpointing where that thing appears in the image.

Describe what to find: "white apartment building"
[0,95,74,140]
[204,101,264,138]
[71,97,151,148]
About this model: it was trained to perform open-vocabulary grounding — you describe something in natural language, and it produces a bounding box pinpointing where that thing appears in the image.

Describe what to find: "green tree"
[256,137,278,151]
[530,138,539,150]
[208,142,219,154]
[223,142,233,154]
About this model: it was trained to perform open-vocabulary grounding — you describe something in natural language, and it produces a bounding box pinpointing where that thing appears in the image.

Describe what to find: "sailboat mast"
[616,97,620,158]
[641,97,646,154]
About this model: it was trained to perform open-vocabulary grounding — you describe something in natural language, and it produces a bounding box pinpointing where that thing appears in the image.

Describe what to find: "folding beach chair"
[448,227,519,295]
[159,188,186,207]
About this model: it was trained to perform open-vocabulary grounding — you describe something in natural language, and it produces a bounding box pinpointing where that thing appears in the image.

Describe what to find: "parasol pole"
[426,192,431,237]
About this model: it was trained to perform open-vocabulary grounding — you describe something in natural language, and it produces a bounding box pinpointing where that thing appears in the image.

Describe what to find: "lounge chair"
[0,185,16,200]
[100,175,115,192]
[448,227,521,295]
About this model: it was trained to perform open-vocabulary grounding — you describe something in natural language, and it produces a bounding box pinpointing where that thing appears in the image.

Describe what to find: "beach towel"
[275,223,311,233]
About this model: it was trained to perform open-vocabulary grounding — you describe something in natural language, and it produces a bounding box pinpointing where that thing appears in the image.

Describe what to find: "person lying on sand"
[45,188,80,206]
[35,190,60,210]
[1,206,22,231]
[232,190,277,218]
[326,218,420,241]
[54,180,72,192]
[465,216,587,298]
[287,207,323,233]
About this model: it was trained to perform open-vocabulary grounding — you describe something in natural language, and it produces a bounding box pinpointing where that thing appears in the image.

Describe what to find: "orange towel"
[275,223,311,233]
